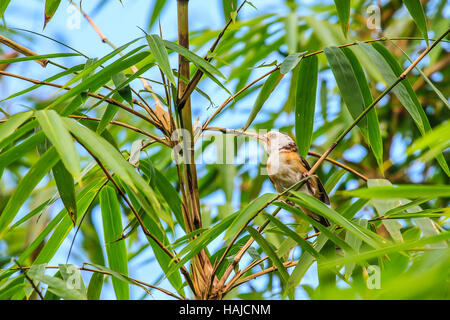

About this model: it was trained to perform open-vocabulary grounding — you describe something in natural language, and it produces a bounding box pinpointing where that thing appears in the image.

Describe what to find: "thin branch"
[13,260,45,300]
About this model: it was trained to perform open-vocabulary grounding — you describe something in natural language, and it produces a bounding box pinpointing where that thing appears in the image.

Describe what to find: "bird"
[258,130,331,231]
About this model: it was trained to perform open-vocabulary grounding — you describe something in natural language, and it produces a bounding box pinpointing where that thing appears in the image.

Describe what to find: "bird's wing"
[298,155,330,205]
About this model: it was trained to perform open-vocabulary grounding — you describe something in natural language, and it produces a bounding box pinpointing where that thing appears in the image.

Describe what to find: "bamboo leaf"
[99,186,129,300]
[0,111,33,146]
[402,0,429,45]
[163,40,226,79]
[263,213,323,260]
[52,161,77,226]
[341,184,450,199]
[36,110,81,182]
[342,47,383,170]
[295,55,318,157]
[146,34,176,86]
[334,0,351,38]
[0,147,59,237]
[275,201,353,252]
[288,191,382,249]
[225,193,276,240]
[0,0,11,18]
[324,46,368,137]
[279,52,306,74]
[44,0,62,29]
[243,70,283,130]
[246,226,290,285]
[319,232,450,269]
[112,72,133,106]
[34,274,86,300]
[147,0,167,30]
[87,272,104,300]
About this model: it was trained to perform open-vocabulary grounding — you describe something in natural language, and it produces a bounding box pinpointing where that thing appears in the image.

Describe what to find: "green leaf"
[87,273,104,300]
[0,0,11,18]
[112,72,133,106]
[63,118,158,204]
[280,52,306,74]
[344,218,368,279]
[368,179,404,242]
[0,111,33,146]
[402,0,429,45]
[275,201,353,252]
[166,212,238,278]
[59,264,87,297]
[295,55,318,157]
[334,0,350,38]
[324,169,347,194]
[243,70,283,130]
[225,193,276,240]
[53,161,77,226]
[360,40,448,180]
[99,186,129,300]
[44,0,62,29]
[286,233,329,294]
[263,213,323,260]
[289,191,382,249]
[246,226,290,286]
[0,131,45,169]
[163,40,225,79]
[36,110,81,182]
[319,232,450,269]
[0,53,79,65]
[31,179,107,265]
[34,274,86,300]
[146,34,176,86]
[341,184,450,199]
[324,46,368,137]
[0,147,59,237]
[147,0,166,30]
[342,47,383,170]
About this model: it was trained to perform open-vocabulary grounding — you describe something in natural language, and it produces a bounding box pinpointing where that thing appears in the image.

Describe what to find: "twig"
[13,260,45,300]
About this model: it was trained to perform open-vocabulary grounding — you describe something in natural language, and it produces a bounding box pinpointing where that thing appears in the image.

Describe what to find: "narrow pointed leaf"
[146,34,176,86]
[334,0,351,38]
[295,55,318,157]
[243,70,283,130]
[163,40,225,79]
[53,161,77,225]
[402,0,429,45]
[246,226,289,285]
[341,184,450,199]
[99,186,129,300]
[36,110,81,181]
[0,147,59,237]
[44,0,62,29]
[0,111,33,146]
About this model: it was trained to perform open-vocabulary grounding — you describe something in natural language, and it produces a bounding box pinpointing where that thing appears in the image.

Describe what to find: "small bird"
[259,131,331,230]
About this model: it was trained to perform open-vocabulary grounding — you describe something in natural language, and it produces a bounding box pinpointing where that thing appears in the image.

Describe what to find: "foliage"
[0,0,449,300]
